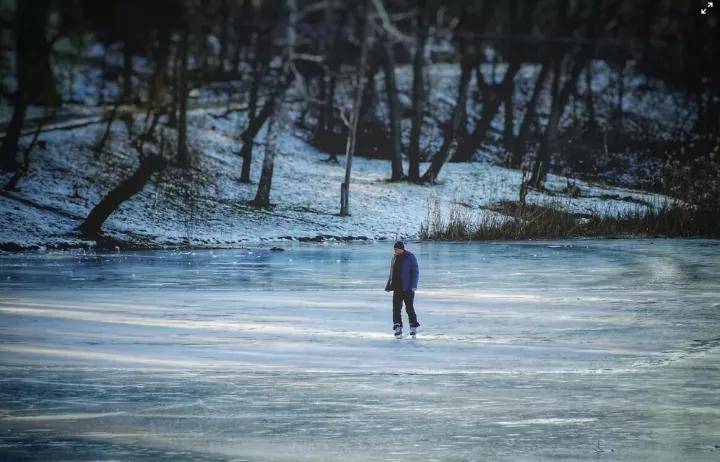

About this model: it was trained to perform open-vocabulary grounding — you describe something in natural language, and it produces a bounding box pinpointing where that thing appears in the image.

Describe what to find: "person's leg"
[403,290,419,327]
[392,290,403,328]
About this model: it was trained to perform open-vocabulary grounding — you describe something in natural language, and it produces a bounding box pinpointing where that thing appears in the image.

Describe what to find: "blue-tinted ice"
[1,240,719,460]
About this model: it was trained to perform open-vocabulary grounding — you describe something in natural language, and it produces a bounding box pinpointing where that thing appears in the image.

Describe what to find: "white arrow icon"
[701,8,707,14]
[708,2,714,7]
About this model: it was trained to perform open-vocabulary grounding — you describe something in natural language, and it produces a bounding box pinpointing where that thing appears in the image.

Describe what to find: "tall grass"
[421,137,720,241]
[419,197,720,241]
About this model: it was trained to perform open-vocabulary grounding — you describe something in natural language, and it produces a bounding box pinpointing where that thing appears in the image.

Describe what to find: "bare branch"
[208,104,250,119]
[297,0,334,19]
[292,53,325,64]
[370,0,413,44]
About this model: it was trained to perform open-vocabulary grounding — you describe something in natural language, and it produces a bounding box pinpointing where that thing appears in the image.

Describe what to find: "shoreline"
[3,234,718,253]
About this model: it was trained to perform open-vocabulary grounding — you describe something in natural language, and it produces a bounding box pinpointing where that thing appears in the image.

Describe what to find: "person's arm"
[411,254,419,291]
[385,256,395,292]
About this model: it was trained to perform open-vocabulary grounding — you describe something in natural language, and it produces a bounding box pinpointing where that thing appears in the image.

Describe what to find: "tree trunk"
[243,74,293,200]
[92,101,120,156]
[383,41,403,181]
[326,76,337,135]
[240,58,262,183]
[1,0,58,172]
[695,91,706,135]
[503,78,515,151]
[714,89,720,135]
[122,43,134,103]
[531,53,586,187]
[149,28,171,105]
[79,154,166,238]
[168,51,179,126]
[0,103,27,172]
[315,66,328,136]
[233,0,254,75]
[314,2,332,141]
[252,110,277,209]
[584,60,597,133]
[421,58,472,183]
[358,63,378,126]
[239,86,276,185]
[253,0,296,208]
[702,88,720,136]
[217,0,230,75]
[616,60,624,133]
[322,5,343,162]
[407,0,428,182]
[508,60,550,169]
[452,60,520,163]
[3,109,51,191]
[322,75,340,161]
[340,0,370,216]
[177,24,190,167]
[530,58,562,188]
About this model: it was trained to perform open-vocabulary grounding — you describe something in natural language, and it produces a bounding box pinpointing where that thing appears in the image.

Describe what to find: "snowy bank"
[0,106,667,251]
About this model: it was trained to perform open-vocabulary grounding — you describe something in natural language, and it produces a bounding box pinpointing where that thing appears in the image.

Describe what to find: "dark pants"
[393,290,419,328]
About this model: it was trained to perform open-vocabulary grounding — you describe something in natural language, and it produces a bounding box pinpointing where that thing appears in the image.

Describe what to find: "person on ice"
[385,241,420,338]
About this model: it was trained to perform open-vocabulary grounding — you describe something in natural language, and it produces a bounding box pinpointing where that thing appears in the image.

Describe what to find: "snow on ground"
[0,100,668,250]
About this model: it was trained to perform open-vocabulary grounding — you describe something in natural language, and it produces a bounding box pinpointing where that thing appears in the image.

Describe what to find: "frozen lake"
[1,240,719,461]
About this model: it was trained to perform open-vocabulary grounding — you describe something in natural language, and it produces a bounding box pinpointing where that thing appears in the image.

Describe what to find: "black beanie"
[393,241,405,249]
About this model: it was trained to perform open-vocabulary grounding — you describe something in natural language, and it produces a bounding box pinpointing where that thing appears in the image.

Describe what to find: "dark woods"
[0,0,718,238]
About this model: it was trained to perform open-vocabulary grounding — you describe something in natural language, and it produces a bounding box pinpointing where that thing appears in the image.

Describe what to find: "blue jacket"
[385,250,419,292]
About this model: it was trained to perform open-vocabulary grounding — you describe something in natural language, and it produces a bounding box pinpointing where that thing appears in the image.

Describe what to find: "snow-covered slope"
[0,106,666,250]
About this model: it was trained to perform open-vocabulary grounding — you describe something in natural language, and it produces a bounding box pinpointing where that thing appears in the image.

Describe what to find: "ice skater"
[385,241,420,338]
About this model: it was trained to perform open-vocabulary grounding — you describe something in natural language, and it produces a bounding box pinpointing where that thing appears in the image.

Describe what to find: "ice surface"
[1,240,719,460]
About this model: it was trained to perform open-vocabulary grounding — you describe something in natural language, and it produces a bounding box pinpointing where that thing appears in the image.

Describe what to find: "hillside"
[0,104,666,251]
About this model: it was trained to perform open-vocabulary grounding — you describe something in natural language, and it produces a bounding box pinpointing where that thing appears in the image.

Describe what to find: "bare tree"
[79,111,167,238]
[407,0,428,182]
[508,61,550,169]
[251,107,278,209]
[2,109,54,192]
[251,0,296,209]
[317,4,345,163]
[372,0,411,180]
[530,53,587,187]
[421,54,473,183]
[92,100,121,156]
[340,0,371,216]
[176,9,190,168]
[382,40,404,180]
[217,0,230,75]
[121,41,134,103]
[584,59,597,134]
[450,1,524,163]
[529,0,605,187]
[239,2,273,184]
[1,0,60,172]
